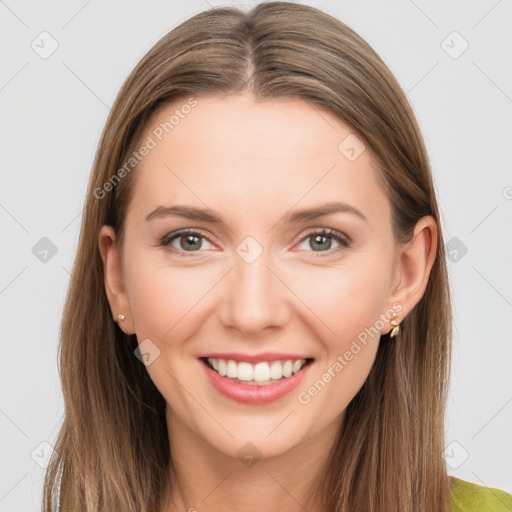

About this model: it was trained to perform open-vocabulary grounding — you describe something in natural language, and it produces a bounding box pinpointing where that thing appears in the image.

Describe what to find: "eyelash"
[158,228,351,258]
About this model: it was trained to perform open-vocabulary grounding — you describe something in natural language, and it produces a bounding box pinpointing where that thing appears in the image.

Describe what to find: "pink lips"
[199,356,313,405]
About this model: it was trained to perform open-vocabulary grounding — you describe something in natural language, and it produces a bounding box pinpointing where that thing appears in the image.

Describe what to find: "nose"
[218,247,289,335]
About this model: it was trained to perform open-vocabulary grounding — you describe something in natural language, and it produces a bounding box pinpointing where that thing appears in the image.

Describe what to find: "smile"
[199,356,314,404]
[204,357,311,385]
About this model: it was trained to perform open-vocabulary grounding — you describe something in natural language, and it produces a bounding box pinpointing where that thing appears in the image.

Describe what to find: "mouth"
[200,356,314,386]
[199,355,315,404]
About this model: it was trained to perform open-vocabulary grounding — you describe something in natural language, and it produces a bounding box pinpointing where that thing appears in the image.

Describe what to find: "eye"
[296,228,351,255]
[159,229,214,256]
[158,227,351,257]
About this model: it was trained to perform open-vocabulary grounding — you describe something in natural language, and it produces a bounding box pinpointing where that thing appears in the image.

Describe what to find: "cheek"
[289,256,391,345]
[124,258,216,405]
[127,259,214,343]
[127,245,391,350]
[288,258,389,405]
[295,282,384,424]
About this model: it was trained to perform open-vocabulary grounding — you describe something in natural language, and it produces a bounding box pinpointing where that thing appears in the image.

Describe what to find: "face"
[100,91,410,461]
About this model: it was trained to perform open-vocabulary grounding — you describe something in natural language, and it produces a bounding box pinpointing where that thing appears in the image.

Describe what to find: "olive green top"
[451,476,512,511]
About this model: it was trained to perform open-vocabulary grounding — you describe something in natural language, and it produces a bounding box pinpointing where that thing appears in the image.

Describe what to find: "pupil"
[312,234,331,251]
[182,234,201,250]
[179,234,332,252]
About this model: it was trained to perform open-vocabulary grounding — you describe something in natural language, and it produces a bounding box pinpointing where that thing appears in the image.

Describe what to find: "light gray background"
[1,1,511,510]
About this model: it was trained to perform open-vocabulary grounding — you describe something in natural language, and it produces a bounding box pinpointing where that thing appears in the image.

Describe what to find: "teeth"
[226,360,237,378]
[269,361,283,380]
[292,360,303,373]
[238,362,254,381]
[282,360,293,378]
[253,362,270,381]
[206,357,308,385]
[218,359,226,376]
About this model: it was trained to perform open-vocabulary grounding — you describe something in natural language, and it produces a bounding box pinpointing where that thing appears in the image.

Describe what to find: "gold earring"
[117,314,125,321]
[390,313,400,338]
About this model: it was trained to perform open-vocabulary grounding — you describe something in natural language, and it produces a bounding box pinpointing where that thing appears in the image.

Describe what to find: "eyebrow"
[145,205,223,223]
[144,201,367,224]
[285,201,367,223]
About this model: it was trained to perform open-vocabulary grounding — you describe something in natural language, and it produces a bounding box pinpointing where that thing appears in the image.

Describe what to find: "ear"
[383,215,438,334]
[98,225,136,335]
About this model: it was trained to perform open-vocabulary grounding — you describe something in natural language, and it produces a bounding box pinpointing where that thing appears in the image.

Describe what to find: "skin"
[98,91,437,512]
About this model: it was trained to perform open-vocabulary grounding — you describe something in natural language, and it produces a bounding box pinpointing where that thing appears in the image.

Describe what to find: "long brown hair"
[42,2,453,511]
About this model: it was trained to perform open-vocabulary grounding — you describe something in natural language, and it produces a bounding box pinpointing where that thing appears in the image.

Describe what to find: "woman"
[42,2,512,511]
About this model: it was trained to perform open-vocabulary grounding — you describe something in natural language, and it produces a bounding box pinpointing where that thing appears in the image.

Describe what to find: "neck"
[161,406,343,512]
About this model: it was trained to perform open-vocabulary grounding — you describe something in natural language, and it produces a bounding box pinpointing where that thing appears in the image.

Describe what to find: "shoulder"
[450,475,512,512]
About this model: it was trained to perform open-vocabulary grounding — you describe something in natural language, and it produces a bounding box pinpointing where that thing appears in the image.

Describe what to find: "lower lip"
[200,359,313,405]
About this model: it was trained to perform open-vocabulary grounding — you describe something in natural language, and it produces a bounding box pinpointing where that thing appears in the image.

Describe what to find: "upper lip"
[198,352,313,363]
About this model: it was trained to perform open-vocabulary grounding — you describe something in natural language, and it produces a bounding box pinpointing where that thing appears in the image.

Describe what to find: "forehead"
[127,92,391,230]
